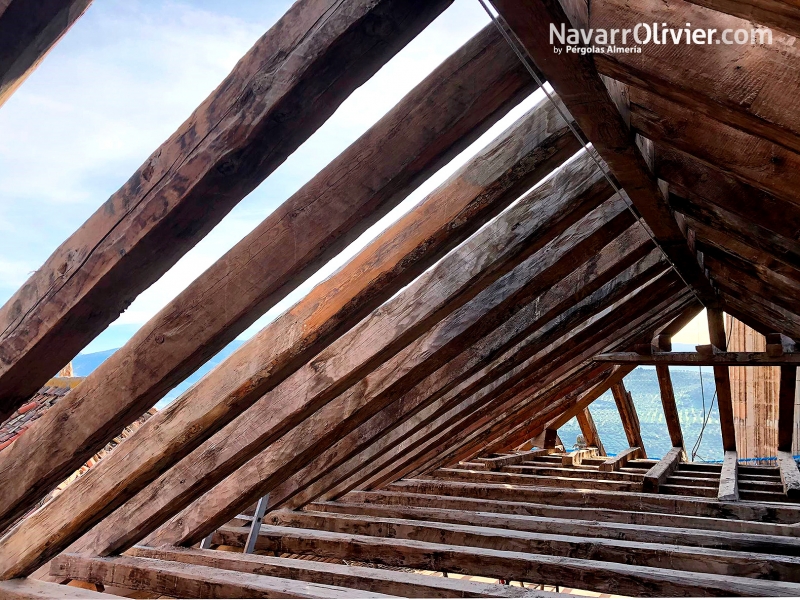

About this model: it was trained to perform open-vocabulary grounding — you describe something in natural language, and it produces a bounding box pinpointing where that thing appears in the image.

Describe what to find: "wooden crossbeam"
[0,9,526,536]
[312,497,800,551]
[476,449,555,470]
[591,0,800,154]
[126,545,552,599]
[707,308,737,452]
[0,0,456,423]
[718,450,739,502]
[86,156,623,558]
[50,554,390,599]
[682,0,800,38]
[562,448,598,467]
[643,447,683,493]
[596,351,800,366]
[213,524,800,597]
[599,447,641,472]
[490,0,714,302]
[0,0,92,108]
[575,408,605,456]
[611,381,647,455]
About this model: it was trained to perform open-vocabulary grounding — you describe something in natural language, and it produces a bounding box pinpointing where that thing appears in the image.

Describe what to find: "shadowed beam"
[576,408,605,456]
[0,0,92,108]
[0,0,457,421]
[707,308,736,452]
[490,0,714,303]
[652,335,686,452]
[0,23,544,535]
[611,381,646,455]
[682,0,800,38]
[778,365,797,452]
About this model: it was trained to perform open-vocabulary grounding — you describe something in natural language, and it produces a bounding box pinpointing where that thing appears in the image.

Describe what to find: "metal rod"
[244,494,270,554]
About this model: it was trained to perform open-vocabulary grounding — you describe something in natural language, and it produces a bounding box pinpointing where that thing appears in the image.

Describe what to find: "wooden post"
[611,382,647,456]
[576,408,605,456]
[708,308,737,452]
[653,336,685,453]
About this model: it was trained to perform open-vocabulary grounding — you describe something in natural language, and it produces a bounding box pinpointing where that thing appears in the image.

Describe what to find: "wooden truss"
[0,0,799,596]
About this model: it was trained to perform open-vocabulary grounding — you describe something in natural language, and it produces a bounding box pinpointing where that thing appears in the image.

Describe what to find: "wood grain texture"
[708,308,737,452]
[592,0,800,154]
[643,447,683,493]
[127,545,556,598]
[778,451,800,499]
[611,382,647,455]
[213,524,800,597]
[0,0,92,107]
[50,554,391,599]
[576,409,605,456]
[0,578,116,599]
[778,366,797,451]
[682,0,800,37]
[718,450,739,501]
[599,447,641,472]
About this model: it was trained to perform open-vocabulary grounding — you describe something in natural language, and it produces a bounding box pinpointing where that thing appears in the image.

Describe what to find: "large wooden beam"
[0,0,458,422]
[575,408,605,456]
[0,29,552,534]
[599,447,641,472]
[718,450,739,502]
[0,0,92,108]
[50,554,389,599]
[778,366,797,452]
[642,447,683,493]
[126,545,552,599]
[708,308,737,452]
[778,451,800,500]
[591,0,800,154]
[630,88,800,206]
[9,155,617,577]
[491,0,714,301]
[611,381,647,455]
[0,578,116,599]
[596,351,800,366]
[214,525,800,597]
[682,0,800,38]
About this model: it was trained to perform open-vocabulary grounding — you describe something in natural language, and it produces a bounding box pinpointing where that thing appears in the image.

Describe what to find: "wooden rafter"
[707,308,737,452]
[576,408,605,456]
[611,381,647,455]
[682,0,800,38]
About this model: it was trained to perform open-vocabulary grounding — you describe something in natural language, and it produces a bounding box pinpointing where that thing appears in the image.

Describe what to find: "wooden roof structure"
[0,0,799,597]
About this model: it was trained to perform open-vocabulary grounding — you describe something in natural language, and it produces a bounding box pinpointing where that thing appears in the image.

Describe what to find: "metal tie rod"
[199,493,270,553]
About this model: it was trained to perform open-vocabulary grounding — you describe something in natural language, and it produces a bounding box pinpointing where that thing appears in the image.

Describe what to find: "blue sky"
[0,0,707,358]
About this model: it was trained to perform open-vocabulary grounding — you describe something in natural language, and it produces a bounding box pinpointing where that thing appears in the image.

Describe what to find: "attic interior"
[0,0,800,597]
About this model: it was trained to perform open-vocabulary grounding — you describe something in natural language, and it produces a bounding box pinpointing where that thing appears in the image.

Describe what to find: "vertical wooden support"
[778,366,797,452]
[576,408,606,456]
[611,382,646,457]
[718,450,739,502]
[708,308,737,452]
[653,336,685,453]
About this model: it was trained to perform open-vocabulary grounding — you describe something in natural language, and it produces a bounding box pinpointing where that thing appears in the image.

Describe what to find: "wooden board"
[50,554,391,599]
[0,22,541,534]
[0,0,92,107]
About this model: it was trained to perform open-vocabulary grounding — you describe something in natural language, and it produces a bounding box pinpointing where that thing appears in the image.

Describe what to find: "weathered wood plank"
[611,381,646,455]
[477,449,555,470]
[388,479,800,523]
[213,525,800,597]
[599,447,641,472]
[0,578,116,599]
[0,0,92,107]
[778,451,800,500]
[591,0,800,154]
[0,0,456,423]
[421,468,638,492]
[0,22,546,534]
[682,0,800,38]
[58,155,619,564]
[778,366,797,452]
[643,447,683,493]
[127,545,558,598]
[50,554,391,599]
[342,489,800,536]
[718,451,739,502]
[491,0,714,301]
[310,499,800,553]
[575,409,605,456]
[708,308,737,452]
[266,509,800,581]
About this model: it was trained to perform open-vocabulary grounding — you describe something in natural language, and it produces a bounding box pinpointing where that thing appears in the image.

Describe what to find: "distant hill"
[73,340,724,459]
[73,340,246,409]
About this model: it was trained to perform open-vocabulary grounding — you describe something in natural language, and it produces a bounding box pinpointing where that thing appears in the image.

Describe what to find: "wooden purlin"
[0,22,545,544]
[0,0,457,423]
[681,0,800,38]
[0,0,93,108]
